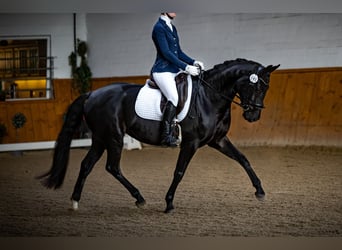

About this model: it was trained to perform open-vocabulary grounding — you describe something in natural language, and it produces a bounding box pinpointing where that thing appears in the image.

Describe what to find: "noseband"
[198,71,267,111]
[236,95,265,111]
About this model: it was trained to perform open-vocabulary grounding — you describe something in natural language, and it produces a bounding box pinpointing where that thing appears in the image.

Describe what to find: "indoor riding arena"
[0,13,341,238]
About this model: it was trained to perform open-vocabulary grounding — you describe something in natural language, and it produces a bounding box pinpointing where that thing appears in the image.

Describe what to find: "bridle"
[198,70,268,112]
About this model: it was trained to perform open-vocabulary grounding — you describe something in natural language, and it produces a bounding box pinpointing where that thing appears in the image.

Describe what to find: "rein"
[198,71,264,111]
[198,73,243,107]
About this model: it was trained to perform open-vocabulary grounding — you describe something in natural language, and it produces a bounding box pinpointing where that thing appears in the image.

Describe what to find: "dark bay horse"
[38,58,279,213]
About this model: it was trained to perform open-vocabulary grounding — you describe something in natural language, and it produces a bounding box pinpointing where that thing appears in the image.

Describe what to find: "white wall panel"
[87,13,342,77]
[1,13,341,78]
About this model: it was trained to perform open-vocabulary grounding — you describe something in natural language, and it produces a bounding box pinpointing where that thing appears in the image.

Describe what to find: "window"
[0,36,54,100]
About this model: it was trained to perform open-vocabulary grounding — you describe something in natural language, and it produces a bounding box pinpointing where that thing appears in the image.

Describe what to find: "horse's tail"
[37,93,89,189]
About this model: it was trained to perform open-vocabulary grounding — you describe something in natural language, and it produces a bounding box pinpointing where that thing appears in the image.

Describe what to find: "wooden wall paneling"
[325,71,342,145]
[0,103,9,143]
[307,70,342,145]
[0,103,8,124]
[5,103,18,142]
[54,79,73,104]
[295,72,315,145]
[261,72,288,145]
[20,103,36,142]
[280,72,298,144]
[0,69,341,146]
[46,102,59,141]
[29,102,41,142]
[36,102,50,141]
[288,72,316,145]
[329,71,342,145]
[307,72,329,145]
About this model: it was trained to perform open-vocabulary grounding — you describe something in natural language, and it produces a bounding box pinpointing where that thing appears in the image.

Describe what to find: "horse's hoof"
[164,204,174,213]
[72,200,79,210]
[135,200,146,208]
[255,192,265,201]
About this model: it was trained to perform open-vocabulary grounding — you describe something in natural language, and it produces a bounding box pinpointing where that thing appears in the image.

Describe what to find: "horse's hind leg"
[105,139,146,207]
[71,140,105,210]
[209,137,265,200]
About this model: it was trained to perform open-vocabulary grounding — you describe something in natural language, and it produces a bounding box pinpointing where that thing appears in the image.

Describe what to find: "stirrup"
[161,120,182,147]
[161,136,179,147]
[171,119,182,146]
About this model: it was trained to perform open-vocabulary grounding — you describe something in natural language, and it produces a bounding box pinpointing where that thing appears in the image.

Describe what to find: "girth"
[147,73,189,115]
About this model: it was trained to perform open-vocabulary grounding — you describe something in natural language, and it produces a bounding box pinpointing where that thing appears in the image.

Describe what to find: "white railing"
[0,135,142,152]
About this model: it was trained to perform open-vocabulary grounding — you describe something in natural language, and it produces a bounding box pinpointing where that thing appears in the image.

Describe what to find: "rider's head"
[161,13,176,20]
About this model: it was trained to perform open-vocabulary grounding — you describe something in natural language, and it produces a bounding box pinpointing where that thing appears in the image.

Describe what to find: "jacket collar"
[160,15,172,28]
[159,17,175,34]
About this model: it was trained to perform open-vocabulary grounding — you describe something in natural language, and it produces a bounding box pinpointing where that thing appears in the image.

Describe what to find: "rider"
[151,13,204,147]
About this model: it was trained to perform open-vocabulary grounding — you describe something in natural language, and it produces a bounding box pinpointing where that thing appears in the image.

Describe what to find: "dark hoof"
[164,204,174,213]
[135,199,146,208]
[255,192,265,201]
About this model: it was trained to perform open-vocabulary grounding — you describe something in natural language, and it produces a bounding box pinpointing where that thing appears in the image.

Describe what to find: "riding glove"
[194,60,205,70]
[185,65,200,76]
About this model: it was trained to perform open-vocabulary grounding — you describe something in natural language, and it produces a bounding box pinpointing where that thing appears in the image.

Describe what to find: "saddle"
[147,73,189,115]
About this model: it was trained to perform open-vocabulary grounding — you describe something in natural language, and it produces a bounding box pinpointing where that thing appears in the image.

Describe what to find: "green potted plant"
[68,39,92,138]
[68,39,92,94]
[0,122,7,143]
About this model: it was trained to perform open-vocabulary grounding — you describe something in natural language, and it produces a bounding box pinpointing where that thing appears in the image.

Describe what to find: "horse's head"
[235,64,280,122]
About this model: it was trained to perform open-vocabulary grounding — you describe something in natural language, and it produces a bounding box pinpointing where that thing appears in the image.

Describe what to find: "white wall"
[87,13,342,77]
[0,13,87,79]
[86,14,157,77]
[1,13,341,78]
[178,13,342,70]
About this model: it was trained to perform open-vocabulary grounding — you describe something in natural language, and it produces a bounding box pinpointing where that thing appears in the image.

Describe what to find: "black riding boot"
[160,101,178,147]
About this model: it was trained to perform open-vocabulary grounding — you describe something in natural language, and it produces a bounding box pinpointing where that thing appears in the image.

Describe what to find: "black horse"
[38,58,279,213]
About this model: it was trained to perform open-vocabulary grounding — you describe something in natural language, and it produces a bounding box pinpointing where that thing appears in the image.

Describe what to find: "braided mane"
[204,58,262,83]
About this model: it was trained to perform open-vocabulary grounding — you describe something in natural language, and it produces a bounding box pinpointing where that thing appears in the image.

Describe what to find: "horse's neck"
[201,74,236,105]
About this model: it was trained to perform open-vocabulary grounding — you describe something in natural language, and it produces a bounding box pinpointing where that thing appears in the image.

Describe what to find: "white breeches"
[152,72,178,107]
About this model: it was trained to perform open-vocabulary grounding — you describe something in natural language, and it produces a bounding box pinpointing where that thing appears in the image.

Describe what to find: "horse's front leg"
[165,143,198,213]
[209,137,265,200]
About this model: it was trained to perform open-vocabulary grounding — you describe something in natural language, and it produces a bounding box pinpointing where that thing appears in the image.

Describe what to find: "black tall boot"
[160,101,178,147]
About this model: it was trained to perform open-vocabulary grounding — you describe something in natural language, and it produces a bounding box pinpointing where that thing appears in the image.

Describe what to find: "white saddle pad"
[135,75,192,122]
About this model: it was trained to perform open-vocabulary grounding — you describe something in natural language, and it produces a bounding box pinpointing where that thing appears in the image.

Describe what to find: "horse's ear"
[259,64,280,76]
[267,64,280,73]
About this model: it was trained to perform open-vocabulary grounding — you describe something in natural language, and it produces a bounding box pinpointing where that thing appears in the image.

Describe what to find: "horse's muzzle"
[243,109,261,122]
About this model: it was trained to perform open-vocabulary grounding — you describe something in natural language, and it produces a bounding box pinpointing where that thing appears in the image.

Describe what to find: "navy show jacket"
[151,17,195,74]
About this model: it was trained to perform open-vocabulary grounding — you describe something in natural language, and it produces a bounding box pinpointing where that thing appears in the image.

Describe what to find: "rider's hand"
[185,65,200,76]
[194,60,204,70]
